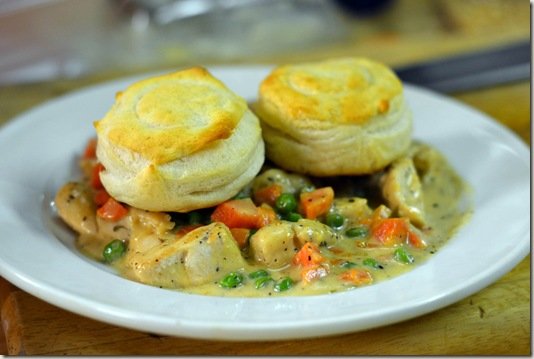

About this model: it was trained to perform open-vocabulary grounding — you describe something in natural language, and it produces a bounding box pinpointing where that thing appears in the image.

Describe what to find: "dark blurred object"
[0,0,349,84]
[118,0,349,57]
[333,0,394,16]
[394,40,530,93]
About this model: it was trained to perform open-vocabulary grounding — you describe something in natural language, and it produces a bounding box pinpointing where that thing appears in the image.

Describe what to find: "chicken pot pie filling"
[54,138,471,297]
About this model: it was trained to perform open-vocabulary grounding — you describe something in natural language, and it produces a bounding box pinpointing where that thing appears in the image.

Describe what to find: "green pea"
[394,247,415,264]
[285,212,302,222]
[300,185,315,194]
[274,277,293,292]
[340,261,357,269]
[187,211,203,225]
[275,193,298,214]
[254,276,273,289]
[248,270,273,289]
[345,226,369,238]
[326,213,345,228]
[103,239,126,263]
[363,258,381,269]
[219,272,244,288]
[233,188,251,199]
[249,269,270,279]
[248,228,258,240]
[169,212,188,226]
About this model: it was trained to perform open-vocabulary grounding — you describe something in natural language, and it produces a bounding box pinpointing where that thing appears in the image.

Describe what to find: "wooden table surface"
[0,0,530,355]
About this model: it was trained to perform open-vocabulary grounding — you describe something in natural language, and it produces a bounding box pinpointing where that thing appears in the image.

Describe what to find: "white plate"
[0,66,529,341]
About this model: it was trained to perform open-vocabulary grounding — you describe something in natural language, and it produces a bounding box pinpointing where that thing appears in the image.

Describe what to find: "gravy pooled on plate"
[55,139,471,297]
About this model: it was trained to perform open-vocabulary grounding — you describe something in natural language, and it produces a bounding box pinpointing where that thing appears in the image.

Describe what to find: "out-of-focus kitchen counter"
[0,0,530,355]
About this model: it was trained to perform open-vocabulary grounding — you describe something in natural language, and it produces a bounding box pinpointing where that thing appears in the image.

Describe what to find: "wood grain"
[0,279,13,355]
[0,256,529,355]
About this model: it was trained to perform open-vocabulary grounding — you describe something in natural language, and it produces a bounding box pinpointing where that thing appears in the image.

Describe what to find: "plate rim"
[0,65,529,341]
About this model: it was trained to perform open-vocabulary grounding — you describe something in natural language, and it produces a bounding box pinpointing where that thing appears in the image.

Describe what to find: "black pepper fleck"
[478,306,485,318]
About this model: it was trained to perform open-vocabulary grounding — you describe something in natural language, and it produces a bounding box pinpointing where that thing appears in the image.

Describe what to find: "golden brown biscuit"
[254,58,412,176]
[94,67,264,212]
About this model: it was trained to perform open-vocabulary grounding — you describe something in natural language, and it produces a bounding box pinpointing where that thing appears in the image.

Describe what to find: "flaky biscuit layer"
[255,58,412,176]
[95,68,264,212]
[95,67,247,165]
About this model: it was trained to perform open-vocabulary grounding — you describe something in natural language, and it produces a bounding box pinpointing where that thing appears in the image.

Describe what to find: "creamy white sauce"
[56,141,472,297]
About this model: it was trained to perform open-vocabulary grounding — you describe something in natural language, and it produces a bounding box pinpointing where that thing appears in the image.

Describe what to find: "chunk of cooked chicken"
[408,141,441,175]
[55,181,123,259]
[55,182,98,236]
[124,222,245,289]
[250,219,337,269]
[333,197,373,222]
[55,181,175,260]
[129,208,174,237]
[252,168,313,195]
[292,219,338,247]
[380,157,426,227]
[411,142,466,199]
[249,222,298,269]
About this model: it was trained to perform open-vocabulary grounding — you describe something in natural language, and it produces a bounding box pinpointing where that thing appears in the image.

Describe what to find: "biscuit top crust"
[259,58,402,126]
[94,67,247,164]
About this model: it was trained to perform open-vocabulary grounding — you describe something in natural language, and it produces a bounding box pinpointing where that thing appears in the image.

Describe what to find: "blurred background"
[0,0,529,82]
[0,0,530,138]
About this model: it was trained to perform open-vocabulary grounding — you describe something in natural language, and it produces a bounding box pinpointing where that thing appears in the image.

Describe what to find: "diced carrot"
[256,203,278,227]
[361,205,391,226]
[371,217,425,248]
[293,242,324,267]
[408,231,426,249]
[93,188,110,206]
[83,138,97,159]
[91,163,105,189]
[301,265,328,283]
[97,197,128,221]
[176,224,203,238]
[253,184,283,206]
[229,228,251,249]
[294,243,328,283]
[371,218,408,246]
[299,187,334,219]
[340,269,373,286]
[211,198,260,229]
